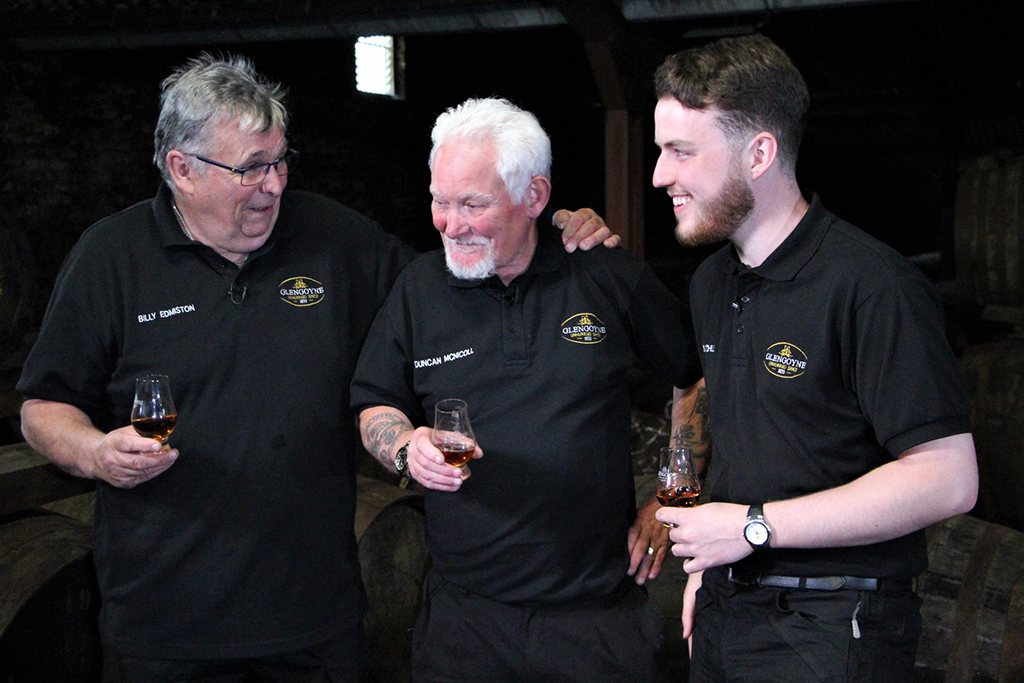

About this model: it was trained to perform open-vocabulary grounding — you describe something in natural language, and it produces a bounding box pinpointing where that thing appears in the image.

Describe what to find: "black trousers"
[411,571,670,683]
[689,566,922,683]
[101,623,366,683]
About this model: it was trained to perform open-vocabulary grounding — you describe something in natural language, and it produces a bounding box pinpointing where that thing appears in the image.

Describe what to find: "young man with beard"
[651,35,977,682]
[351,97,706,683]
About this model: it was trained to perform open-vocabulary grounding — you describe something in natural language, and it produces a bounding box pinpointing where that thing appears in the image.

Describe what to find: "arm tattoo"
[671,380,712,479]
[362,411,414,472]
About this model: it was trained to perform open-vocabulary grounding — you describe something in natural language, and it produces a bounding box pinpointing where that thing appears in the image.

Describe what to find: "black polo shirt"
[18,184,415,658]
[351,230,701,605]
[691,195,972,579]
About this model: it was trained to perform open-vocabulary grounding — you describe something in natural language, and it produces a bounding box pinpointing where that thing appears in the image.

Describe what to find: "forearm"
[20,398,104,479]
[359,406,415,473]
[766,433,978,549]
[670,378,711,478]
[660,433,977,572]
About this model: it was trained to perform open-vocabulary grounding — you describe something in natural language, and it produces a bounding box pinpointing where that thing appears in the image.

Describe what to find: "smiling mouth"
[672,195,692,208]
[446,237,489,250]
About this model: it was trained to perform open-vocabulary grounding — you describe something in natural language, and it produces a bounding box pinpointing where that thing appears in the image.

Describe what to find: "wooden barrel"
[41,492,97,526]
[355,475,428,683]
[916,514,1024,682]
[0,512,101,682]
[958,338,1024,533]
[954,154,1024,309]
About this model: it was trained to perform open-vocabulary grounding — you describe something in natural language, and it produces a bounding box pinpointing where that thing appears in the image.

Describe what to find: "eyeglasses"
[188,149,298,186]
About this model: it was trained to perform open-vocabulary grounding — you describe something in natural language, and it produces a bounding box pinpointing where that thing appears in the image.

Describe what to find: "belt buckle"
[809,575,848,591]
[727,567,755,586]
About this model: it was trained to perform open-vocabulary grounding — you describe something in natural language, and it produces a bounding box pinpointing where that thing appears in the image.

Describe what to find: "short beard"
[444,237,496,280]
[675,167,755,247]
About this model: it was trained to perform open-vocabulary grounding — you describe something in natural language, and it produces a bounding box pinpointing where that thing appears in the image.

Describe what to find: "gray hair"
[429,98,551,205]
[153,53,288,186]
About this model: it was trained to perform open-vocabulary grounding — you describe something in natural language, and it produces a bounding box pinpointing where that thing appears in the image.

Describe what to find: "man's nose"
[443,210,469,238]
[258,165,286,194]
[652,153,671,188]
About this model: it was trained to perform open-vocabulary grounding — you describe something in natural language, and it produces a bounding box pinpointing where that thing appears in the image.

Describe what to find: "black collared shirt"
[351,230,701,604]
[19,183,415,658]
[691,195,972,578]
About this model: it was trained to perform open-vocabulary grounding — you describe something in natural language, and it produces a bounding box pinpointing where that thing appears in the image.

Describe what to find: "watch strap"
[744,503,771,550]
[747,503,764,522]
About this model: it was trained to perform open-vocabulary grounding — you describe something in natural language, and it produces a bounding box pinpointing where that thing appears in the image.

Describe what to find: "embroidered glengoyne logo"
[763,342,808,378]
[279,277,326,307]
[561,313,607,344]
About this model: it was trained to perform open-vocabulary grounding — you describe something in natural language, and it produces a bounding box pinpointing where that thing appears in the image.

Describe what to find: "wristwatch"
[743,503,772,550]
[394,440,411,476]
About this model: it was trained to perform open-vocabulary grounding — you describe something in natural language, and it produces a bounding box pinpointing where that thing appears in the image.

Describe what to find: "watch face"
[745,522,769,546]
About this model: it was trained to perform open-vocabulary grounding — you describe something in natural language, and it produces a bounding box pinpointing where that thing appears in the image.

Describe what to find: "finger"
[634,547,658,585]
[558,211,596,247]
[430,462,468,486]
[626,541,647,577]
[552,209,571,229]
[414,470,462,492]
[576,225,615,252]
[647,545,668,580]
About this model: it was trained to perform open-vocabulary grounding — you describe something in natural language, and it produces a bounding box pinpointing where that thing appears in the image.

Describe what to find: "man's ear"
[525,175,552,219]
[748,132,779,181]
[166,151,196,195]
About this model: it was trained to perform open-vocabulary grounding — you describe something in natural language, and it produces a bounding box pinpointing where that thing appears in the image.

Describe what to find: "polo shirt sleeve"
[350,273,423,424]
[853,273,973,456]
[17,229,121,424]
[368,231,417,310]
[625,263,703,390]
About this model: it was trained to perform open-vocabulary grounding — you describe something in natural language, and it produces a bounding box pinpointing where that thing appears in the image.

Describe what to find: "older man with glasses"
[17,53,615,682]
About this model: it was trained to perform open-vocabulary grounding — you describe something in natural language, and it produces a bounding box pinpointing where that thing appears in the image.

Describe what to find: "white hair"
[429,97,551,204]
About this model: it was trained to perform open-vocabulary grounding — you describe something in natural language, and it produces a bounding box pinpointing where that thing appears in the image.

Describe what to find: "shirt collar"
[153,183,300,253]
[153,183,194,248]
[723,193,833,282]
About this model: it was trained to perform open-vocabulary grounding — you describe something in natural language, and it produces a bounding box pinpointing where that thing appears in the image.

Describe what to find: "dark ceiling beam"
[7,0,919,51]
[10,3,566,50]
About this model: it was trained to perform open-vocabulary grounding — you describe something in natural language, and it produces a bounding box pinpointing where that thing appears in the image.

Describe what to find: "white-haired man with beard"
[16,54,617,682]
[350,97,706,683]
[651,34,978,682]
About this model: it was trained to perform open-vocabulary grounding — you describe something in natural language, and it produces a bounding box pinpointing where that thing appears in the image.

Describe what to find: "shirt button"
[509,325,517,333]
[736,325,744,333]
[740,296,750,303]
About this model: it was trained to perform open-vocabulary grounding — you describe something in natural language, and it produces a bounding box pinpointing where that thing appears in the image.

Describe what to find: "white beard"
[444,236,496,280]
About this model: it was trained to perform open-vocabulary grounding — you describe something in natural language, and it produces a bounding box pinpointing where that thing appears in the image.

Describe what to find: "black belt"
[727,567,909,592]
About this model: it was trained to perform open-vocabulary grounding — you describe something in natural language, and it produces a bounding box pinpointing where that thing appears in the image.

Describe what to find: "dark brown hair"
[654,34,809,173]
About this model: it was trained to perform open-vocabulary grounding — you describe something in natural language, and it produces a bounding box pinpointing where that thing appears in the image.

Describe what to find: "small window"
[355,35,404,99]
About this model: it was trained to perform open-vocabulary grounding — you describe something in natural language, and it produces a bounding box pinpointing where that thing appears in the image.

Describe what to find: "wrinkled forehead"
[206,115,287,160]
[429,141,505,197]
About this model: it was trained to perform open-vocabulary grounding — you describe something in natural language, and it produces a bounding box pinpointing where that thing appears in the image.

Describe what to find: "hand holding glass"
[657,447,700,525]
[131,374,177,446]
[431,398,476,467]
